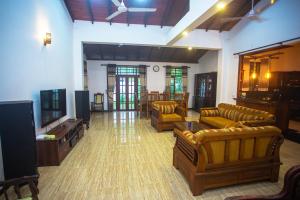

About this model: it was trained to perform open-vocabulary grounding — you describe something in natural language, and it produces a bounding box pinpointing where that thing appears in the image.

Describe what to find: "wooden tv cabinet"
[36,119,84,166]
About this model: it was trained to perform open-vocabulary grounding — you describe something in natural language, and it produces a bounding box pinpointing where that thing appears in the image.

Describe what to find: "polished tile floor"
[8,111,300,200]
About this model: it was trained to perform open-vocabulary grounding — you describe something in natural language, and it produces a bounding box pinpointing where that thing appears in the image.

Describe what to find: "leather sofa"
[199,103,275,128]
[151,101,186,132]
[173,126,284,195]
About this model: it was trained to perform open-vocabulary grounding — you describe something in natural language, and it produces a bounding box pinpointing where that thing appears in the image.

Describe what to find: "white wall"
[87,60,201,109]
[197,50,222,104]
[198,50,219,73]
[219,0,300,103]
[0,0,74,127]
[0,0,74,179]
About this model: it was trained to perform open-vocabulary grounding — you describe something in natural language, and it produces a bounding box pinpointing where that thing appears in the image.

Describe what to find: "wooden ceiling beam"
[219,0,252,32]
[144,13,150,27]
[63,0,74,22]
[86,0,94,23]
[127,12,131,26]
[107,0,113,25]
[147,47,153,61]
[205,15,219,32]
[98,46,103,60]
[136,46,141,60]
[169,48,178,62]
[159,48,166,61]
[198,50,208,60]
[144,0,155,27]
[160,0,172,28]
[113,46,116,60]
[84,44,203,63]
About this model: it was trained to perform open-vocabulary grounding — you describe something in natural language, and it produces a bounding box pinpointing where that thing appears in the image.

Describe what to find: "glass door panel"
[116,75,138,111]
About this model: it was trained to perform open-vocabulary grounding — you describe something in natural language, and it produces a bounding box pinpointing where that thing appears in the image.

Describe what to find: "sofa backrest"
[152,101,178,114]
[218,103,275,122]
[193,126,283,168]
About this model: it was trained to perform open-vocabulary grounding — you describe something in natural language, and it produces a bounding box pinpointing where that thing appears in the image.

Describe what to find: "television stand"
[36,119,84,166]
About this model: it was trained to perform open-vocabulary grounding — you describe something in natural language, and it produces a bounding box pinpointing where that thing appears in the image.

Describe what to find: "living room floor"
[23,111,300,199]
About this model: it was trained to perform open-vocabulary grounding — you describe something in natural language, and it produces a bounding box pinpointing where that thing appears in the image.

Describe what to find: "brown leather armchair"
[151,101,186,132]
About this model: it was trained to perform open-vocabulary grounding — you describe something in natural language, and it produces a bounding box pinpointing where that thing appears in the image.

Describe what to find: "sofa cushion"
[201,117,236,128]
[161,113,182,122]
[200,109,220,117]
[218,103,275,122]
[161,104,177,114]
[153,101,178,114]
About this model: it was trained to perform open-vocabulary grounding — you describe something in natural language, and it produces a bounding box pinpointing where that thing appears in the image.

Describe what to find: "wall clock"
[153,65,160,72]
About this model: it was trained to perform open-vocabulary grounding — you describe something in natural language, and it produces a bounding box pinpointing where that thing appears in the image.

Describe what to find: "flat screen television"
[40,89,66,127]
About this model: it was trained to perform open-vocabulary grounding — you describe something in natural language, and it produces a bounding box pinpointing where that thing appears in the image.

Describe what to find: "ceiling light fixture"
[182,31,188,37]
[188,47,193,51]
[216,1,226,10]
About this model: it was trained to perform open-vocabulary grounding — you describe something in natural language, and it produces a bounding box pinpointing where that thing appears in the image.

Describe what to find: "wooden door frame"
[193,72,217,110]
[115,75,139,111]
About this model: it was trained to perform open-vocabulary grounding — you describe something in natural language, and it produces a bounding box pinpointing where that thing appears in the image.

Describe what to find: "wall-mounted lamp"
[251,72,257,79]
[264,57,272,79]
[265,71,271,79]
[44,32,51,46]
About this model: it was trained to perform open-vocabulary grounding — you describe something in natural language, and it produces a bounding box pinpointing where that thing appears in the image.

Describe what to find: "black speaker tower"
[75,90,90,129]
[0,101,38,180]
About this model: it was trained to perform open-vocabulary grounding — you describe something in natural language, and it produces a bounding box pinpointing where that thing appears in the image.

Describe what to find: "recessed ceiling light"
[188,47,192,50]
[182,31,188,37]
[216,1,226,10]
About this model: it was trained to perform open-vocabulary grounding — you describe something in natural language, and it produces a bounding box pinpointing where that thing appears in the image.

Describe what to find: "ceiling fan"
[221,0,276,23]
[106,0,157,21]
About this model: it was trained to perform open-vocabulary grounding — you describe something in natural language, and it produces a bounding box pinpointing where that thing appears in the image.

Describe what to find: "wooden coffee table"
[174,121,212,134]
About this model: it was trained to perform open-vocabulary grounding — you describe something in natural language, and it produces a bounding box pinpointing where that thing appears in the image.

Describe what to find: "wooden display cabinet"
[193,72,217,112]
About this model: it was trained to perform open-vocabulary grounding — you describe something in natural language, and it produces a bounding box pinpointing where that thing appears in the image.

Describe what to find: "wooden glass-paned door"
[116,75,138,111]
[193,72,217,111]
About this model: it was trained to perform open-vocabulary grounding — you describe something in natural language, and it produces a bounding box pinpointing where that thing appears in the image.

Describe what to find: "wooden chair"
[173,93,189,116]
[147,93,160,118]
[225,165,300,200]
[91,93,104,112]
[159,93,170,101]
[0,175,39,200]
[150,91,159,95]
[183,92,189,115]
[138,91,148,117]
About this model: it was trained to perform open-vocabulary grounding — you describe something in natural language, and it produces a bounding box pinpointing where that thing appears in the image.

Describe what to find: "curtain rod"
[233,36,300,55]
[163,66,191,68]
[100,64,150,67]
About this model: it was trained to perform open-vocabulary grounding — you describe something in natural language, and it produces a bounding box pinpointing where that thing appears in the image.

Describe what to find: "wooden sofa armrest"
[199,107,220,118]
[151,107,161,120]
[174,129,200,165]
[174,129,197,147]
[175,106,186,119]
